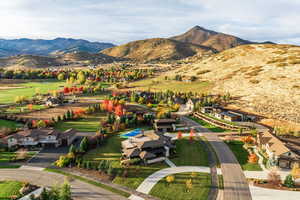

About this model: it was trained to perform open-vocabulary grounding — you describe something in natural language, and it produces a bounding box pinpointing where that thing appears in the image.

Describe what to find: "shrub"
[284,174,295,188]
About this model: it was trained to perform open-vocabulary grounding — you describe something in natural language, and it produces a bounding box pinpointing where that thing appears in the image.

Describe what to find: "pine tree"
[59,181,71,200]
[79,137,89,152]
[284,174,295,188]
[69,144,76,154]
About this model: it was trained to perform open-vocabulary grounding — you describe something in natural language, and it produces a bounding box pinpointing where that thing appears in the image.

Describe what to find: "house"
[153,119,177,132]
[121,130,175,164]
[45,96,63,107]
[257,131,300,168]
[4,128,77,148]
[219,112,241,122]
[185,99,199,112]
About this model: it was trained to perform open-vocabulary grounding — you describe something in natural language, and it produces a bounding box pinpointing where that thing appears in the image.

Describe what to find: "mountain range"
[0,38,115,58]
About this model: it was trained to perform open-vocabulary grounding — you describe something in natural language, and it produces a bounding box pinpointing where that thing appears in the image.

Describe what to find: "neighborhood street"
[182,116,252,200]
[0,169,127,200]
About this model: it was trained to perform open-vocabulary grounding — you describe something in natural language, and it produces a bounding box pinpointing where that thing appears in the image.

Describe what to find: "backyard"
[170,137,209,166]
[0,181,23,200]
[0,119,23,130]
[225,141,262,171]
[55,113,106,132]
[150,172,211,200]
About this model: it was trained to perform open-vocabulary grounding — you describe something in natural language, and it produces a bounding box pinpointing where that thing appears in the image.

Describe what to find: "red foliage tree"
[63,87,70,94]
[102,100,109,111]
[115,104,124,116]
[107,100,114,112]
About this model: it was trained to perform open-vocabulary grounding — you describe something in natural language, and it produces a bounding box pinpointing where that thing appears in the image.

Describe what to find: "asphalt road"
[0,169,127,200]
[182,116,252,200]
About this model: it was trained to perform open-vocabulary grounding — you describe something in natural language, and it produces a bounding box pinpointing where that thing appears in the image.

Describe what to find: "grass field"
[0,119,23,130]
[150,172,211,200]
[225,141,262,171]
[0,151,36,163]
[0,80,65,104]
[189,116,227,132]
[171,138,209,166]
[0,181,23,200]
[128,77,213,93]
[55,113,106,132]
[4,104,47,114]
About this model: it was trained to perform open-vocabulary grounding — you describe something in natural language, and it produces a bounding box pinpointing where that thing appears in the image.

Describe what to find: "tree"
[57,73,65,81]
[77,71,86,84]
[166,175,175,185]
[59,181,71,200]
[79,137,89,152]
[284,174,295,188]
[177,131,183,139]
[37,120,46,128]
[186,179,193,192]
[291,163,300,179]
[69,144,76,154]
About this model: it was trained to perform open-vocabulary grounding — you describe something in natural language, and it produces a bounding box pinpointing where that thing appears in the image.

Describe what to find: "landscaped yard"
[0,151,37,163]
[150,172,211,200]
[4,104,47,114]
[83,132,168,189]
[0,80,65,104]
[55,113,106,132]
[0,119,23,130]
[0,181,23,200]
[189,116,227,132]
[225,141,262,171]
[170,138,209,166]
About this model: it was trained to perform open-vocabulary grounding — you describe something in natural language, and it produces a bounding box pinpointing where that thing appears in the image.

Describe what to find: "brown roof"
[259,131,291,157]
[137,140,164,149]
[60,128,77,139]
[154,119,176,123]
[123,148,141,158]
[139,151,156,159]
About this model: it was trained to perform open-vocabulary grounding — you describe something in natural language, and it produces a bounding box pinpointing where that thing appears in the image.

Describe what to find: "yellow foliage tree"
[186,179,193,192]
[166,175,175,185]
[291,163,300,179]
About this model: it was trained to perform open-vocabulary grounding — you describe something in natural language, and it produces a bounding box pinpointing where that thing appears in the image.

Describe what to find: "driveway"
[0,169,127,200]
[182,116,252,200]
[27,146,69,168]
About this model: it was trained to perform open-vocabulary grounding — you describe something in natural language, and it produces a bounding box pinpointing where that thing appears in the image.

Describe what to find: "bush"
[284,174,295,188]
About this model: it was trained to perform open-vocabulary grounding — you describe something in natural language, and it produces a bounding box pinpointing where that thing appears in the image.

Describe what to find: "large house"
[153,119,177,132]
[121,130,175,164]
[4,128,77,148]
[257,131,300,168]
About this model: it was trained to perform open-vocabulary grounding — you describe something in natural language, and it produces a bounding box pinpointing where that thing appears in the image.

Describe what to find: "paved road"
[0,169,127,200]
[182,116,252,200]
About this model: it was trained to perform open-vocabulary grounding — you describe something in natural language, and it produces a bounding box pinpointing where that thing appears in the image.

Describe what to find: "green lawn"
[189,116,227,132]
[150,172,211,200]
[0,181,23,200]
[171,138,209,166]
[0,80,65,104]
[0,120,23,130]
[225,141,262,171]
[55,113,106,132]
[0,151,37,163]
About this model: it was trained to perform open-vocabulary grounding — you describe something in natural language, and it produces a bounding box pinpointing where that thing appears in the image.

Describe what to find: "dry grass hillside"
[101,38,216,62]
[171,26,253,51]
[0,55,62,69]
[174,44,300,123]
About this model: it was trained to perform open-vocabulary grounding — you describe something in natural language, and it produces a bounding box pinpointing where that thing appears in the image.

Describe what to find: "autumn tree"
[166,175,175,186]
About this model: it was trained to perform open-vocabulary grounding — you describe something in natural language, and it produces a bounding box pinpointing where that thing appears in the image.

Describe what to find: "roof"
[5,128,61,141]
[220,112,239,118]
[154,119,176,123]
[139,151,156,159]
[60,128,77,139]
[137,140,165,149]
[259,131,291,157]
[123,148,141,158]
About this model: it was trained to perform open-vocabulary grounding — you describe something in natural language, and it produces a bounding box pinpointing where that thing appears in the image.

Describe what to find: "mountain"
[0,38,115,57]
[0,55,63,69]
[171,26,263,51]
[101,38,216,62]
[174,43,300,122]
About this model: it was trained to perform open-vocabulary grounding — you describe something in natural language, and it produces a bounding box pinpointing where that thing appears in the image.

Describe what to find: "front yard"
[225,141,262,171]
[150,172,211,200]
[0,150,37,163]
[0,119,23,130]
[170,137,209,166]
[0,181,23,200]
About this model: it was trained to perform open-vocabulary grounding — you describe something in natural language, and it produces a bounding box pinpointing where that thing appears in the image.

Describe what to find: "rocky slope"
[101,38,216,62]
[174,44,300,123]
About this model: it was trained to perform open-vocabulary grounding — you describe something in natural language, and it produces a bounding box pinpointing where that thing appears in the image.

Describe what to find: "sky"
[0,0,300,45]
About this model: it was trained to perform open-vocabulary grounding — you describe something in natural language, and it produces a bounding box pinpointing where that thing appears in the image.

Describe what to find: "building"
[185,99,199,112]
[4,128,77,148]
[153,119,177,132]
[257,131,300,168]
[121,130,175,164]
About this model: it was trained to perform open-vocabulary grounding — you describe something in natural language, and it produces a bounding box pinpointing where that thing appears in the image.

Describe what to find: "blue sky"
[0,0,300,45]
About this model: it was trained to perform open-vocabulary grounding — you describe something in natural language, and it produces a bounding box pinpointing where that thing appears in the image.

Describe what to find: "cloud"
[0,0,299,45]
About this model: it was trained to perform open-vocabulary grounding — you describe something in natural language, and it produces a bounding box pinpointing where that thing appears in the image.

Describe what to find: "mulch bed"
[252,181,300,191]
[67,167,112,182]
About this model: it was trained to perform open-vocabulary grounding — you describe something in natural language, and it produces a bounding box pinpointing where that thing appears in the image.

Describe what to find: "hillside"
[0,55,63,69]
[101,38,216,62]
[174,44,300,123]
[0,38,115,57]
[60,51,125,64]
[171,26,256,51]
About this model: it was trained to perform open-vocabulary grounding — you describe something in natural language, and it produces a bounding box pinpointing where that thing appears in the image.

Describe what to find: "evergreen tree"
[59,181,72,200]
[69,144,76,154]
[79,137,89,152]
